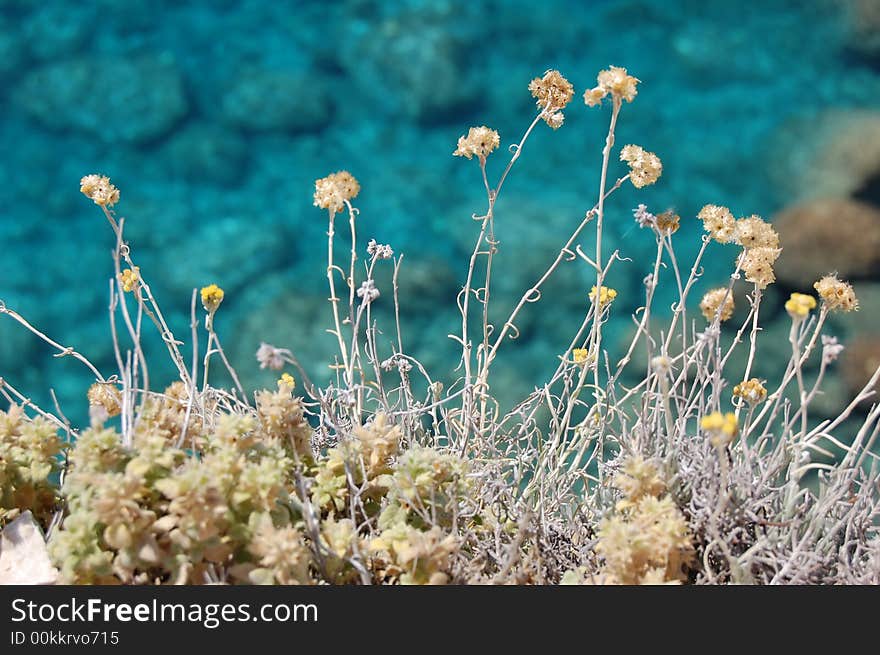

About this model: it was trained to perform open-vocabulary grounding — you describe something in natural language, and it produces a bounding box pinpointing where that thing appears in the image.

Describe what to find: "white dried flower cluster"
[256,342,290,371]
[633,204,656,228]
[821,335,845,364]
[367,239,394,260]
[357,279,380,304]
[381,355,412,373]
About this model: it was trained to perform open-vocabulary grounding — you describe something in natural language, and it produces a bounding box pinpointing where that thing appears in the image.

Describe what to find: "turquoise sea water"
[1,0,879,427]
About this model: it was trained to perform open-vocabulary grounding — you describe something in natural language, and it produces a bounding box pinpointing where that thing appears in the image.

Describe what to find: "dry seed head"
[529,69,574,112]
[656,209,680,234]
[80,174,120,207]
[741,246,781,289]
[453,126,500,161]
[256,342,287,371]
[313,170,360,214]
[699,287,734,322]
[584,66,640,106]
[734,215,779,250]
[620,145,662,188]
[87,382,122,418]
[697,204,737,243]
[814,274,859,312]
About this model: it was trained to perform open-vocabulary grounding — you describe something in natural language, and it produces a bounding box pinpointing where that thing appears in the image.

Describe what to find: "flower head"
[80,174,120,207]
[656,210,680,234]
[118,267,140,293]
[699,287,734,322]
[741,246,781,289]
[529,70,574,128]
[733,378,767,406]
[256,342,288,371]
[697,204,736,243]
[529,69,574,112]
[590,285,618,307]
[784,292,817,320]
[584,66,640,106]
[277,373,295,391]
[700,411,738,448]
[453,126,500,161]
[734,215,779,250]
[367,239,394,260]
[572,348,591,365]
[620,145,662,188]
[87,382,122,418]
[200,284,224,313]
[813,275,858,313]
[313,171,360,214]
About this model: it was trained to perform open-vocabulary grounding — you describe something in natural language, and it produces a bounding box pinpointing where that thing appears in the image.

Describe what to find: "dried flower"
[589,285,618,307]
[453,126,500,161]
[814,275,859,313]
[256,342,288,371]
[734,215,779,250]
[529,69,574,111]
[118,267,140,293]
[80,174,120,207]
[584,66,640,107]
[699,287,734,322]
[785,292,817,320]
[200,284,224,313]
[313,171,360,214]
[701,411,738,448]
[650,355,672,375]
[741,246,781,289]
[367,239,394,260]
[656,209,680,234]
[357,279,380,304]
[87,383,122,419]
[545,112,565,129]
[697,204,736,243]
[620,145,662,188]
[529,70,574,127]
[277,373,295,390]
[822,335,845,364]
[733,378,767,406]
[633,204,656,228]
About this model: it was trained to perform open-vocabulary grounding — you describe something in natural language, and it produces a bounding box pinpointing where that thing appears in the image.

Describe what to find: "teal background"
[1,0,878,427]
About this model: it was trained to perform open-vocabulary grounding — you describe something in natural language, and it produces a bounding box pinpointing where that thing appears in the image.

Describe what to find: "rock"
[843,0,880,58]
[768,111,880,204]
[15,55,188,144]
[0,16,26,83]
[220,69,331,132]
[337,2,483,122]
[157,215,290,300]
[161,123,249,186]
[23,5,92,61]
[773,199,880,288]
[0,511,58,585]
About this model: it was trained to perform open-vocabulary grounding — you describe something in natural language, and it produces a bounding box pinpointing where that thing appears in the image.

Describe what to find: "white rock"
[0,511,58,585]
